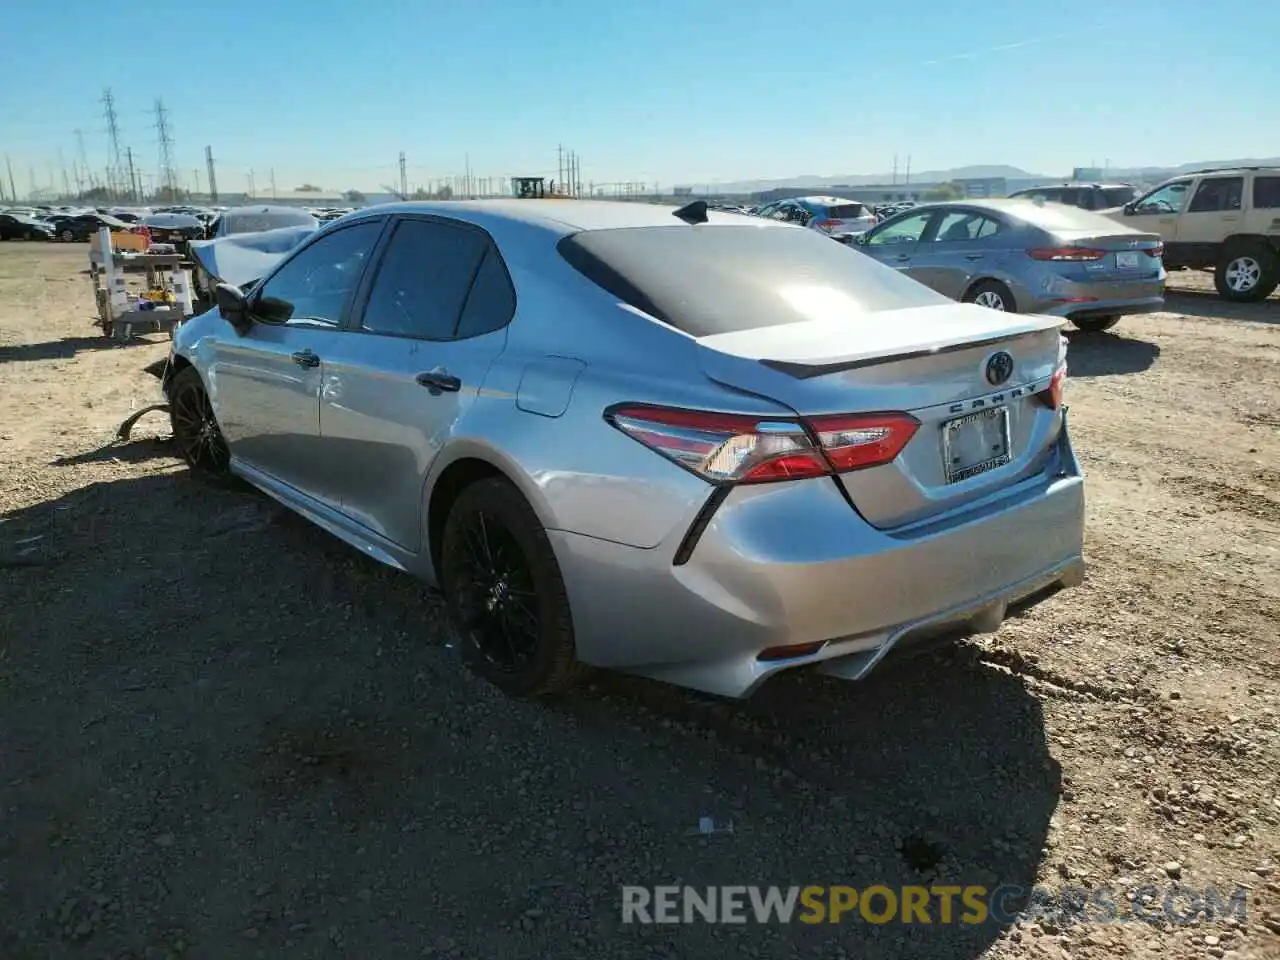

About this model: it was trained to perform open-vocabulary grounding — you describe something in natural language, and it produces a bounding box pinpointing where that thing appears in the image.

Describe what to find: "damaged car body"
[160,200,1086,700]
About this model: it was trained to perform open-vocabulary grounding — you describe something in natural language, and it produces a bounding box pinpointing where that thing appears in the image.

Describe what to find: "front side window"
[360,219,489,339]
[866,211,933,246]
[1188,177,1244,213]
[253,221,382,326]
[1134,180,1191,214]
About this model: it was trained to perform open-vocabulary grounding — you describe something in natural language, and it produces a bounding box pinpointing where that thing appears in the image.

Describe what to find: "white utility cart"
[89,226,196,340]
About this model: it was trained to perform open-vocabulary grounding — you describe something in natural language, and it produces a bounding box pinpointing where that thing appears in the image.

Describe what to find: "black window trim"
[248,215,392,330]
[343,212,518,343]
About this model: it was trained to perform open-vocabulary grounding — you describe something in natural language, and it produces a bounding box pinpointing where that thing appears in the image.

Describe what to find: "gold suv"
[1107,166,1280,301]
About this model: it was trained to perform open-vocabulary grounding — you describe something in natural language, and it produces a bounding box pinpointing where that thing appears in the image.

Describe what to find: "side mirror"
[1122,201,1135,215]
[214,282,253,335]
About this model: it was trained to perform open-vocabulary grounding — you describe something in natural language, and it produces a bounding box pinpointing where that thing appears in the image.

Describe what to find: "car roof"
[346,199,788,236]
[1012,182,1134,190]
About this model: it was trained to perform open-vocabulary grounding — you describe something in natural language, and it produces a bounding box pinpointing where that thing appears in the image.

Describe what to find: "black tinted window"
[1189,177,1244,213]
[254,221,381,326]
[1102,187,1138,207]
[361,219,487,339]
[456,247,516,339]
[1253,176,1280,209]
[559,224,950,338]
[828,203,865,219]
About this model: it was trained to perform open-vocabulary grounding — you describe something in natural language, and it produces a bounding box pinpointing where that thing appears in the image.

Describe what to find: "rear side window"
[455,246,516,339]
[828,203,865,219]
[1253,176,1280,209]
[361,219,487,339]
[1018,188,1060,203]
[558,224,951,338]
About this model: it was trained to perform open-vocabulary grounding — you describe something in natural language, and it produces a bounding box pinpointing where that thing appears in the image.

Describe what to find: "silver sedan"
[851,198,1165,332]
[164,199,1085,699]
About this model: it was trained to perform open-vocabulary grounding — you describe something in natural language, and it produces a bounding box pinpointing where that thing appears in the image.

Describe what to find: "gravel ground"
[1,243,1277,960]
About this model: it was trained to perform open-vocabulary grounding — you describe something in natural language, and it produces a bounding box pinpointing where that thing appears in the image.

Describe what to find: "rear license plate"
[1115,251,1141,269]
[942,407,1011,483]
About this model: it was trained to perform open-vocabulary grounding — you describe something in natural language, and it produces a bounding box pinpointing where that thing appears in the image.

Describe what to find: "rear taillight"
[1027,247,1106,262]
[1037,368,1066,409]
[1147,242,1164,259]
[605,405,919,485]
[815,218,842,232]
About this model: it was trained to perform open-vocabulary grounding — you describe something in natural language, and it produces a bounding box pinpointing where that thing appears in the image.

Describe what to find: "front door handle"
[894,254,911,262]
[291,350,320,368]
[416,369,461,395]
[965,253,984,261]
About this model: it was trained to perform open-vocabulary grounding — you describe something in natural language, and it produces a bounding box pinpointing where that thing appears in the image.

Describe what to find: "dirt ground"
[0,242,1277,960]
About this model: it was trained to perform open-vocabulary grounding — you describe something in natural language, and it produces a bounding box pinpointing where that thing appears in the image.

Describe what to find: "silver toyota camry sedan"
[163,199,1085,699]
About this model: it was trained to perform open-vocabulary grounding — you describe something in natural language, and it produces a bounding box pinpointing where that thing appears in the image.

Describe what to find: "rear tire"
[440,477,580,698]
[60,228,74,242]
[1070,315,1120,333]
[1215,245,1278,302]
[964,279,1017,313]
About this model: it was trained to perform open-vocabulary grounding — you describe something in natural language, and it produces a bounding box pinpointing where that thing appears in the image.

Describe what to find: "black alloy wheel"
[168,366,230,474]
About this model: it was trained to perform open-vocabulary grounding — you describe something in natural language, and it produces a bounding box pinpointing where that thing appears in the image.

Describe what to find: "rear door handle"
[416,369,461,395]
[894,254,911,262]
[291,350,320,368]
[965,253,984,261]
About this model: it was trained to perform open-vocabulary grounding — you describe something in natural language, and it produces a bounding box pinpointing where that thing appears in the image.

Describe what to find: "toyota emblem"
[985,351,1014,386]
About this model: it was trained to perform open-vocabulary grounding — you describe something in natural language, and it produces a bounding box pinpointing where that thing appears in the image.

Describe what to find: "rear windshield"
[222,209,318,235]
[1007,201,1122,233]
[827,203,865,219]
[558,224,950,338]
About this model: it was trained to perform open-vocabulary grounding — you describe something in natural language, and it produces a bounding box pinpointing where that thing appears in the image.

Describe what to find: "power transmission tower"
[557,144,564,193]
[125,147,139,201]
[5,155,16,202]
[155,99,177,199]
[102,88,124,198]
[205,145,218,203]
[399,151,408,198]
[73,130,89,195]
[270,168,277,200]
[58,148,70,198]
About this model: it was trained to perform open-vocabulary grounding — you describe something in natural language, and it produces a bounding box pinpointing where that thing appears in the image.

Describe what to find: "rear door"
[905,209,1008,299]
[1177,175,1244,248]
[319,216,513,551]
[856,209,936,277]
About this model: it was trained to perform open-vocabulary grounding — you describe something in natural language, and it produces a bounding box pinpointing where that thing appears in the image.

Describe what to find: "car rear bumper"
[552,419,1086,698]
[1025,275,1165,318]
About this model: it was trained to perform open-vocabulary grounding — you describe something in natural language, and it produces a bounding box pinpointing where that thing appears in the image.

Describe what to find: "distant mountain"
[699,158,1280,195]
[700,165,1049,194]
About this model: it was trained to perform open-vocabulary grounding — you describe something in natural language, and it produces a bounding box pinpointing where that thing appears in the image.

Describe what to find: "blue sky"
[2,0,1276,194]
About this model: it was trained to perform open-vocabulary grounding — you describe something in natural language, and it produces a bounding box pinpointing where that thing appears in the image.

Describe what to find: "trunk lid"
[695,302,1067,528]
[1036,229,1164,280]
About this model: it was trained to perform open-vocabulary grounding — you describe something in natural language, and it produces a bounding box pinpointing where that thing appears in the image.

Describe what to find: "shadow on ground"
[0,471,1059,959]
[1163,287,1280,324]
[0,334,160,364]
[1063,329,1161,376]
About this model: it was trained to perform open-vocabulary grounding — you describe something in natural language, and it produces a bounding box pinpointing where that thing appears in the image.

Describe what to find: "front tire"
[1215,245,1278,302]
[964,279,1017,312]
[168,366,230,476]
[1070,315,1120,333]
[60,229,74,242]
[440,477,579,698]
